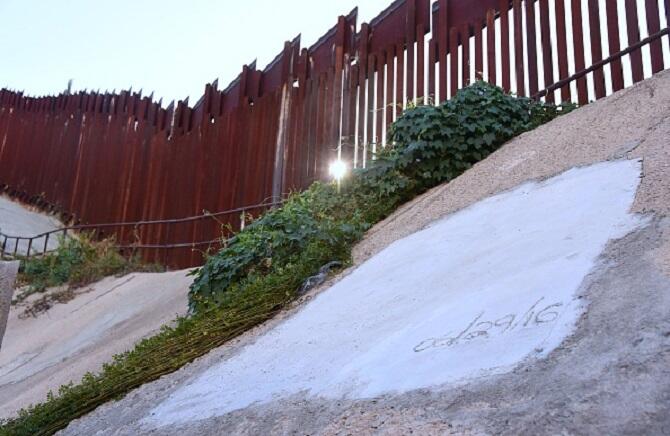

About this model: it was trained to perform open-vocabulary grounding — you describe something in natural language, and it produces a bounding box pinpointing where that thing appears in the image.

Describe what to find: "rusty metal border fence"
[1,0,668,268]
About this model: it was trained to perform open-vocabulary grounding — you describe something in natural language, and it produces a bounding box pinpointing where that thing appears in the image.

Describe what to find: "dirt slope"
[59,70,670,435]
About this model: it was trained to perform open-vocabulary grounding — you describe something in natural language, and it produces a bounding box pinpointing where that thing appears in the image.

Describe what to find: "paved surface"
[54,70,670,434]
[0,196,62,254]
[0,270,192,419]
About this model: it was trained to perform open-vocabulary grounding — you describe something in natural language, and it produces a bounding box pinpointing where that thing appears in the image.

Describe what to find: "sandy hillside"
[51,70,670,435]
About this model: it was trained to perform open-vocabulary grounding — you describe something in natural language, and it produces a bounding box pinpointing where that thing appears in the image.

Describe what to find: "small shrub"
[15,234,160,304]
[369,81,575,193]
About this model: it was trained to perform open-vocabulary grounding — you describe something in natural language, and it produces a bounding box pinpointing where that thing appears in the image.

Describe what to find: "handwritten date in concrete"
[414,297,563,353]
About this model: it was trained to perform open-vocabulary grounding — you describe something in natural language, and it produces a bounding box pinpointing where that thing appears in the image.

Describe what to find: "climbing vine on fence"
[0,82,573,436]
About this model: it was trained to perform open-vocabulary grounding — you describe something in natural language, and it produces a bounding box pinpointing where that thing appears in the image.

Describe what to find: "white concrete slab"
[144,160,646,428]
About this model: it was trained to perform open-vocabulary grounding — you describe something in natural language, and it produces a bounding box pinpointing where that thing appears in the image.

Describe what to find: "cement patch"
[143,160,645,428]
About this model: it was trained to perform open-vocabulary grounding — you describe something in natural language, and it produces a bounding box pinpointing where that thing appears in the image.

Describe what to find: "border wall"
[1,0,668,267]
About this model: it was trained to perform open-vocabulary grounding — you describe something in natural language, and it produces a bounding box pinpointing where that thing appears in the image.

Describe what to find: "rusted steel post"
[272,83,292,203]
[375,51,385,145]
[357,23,370,166]
[449,27,459,97]
[385,45,396,127]
[644,0,664,73]
[437,0,449,101]
[539,0,554,102]
[462,23,471,87]
[416,24,425,101]
[486,9,496,86]
[474,19,484,82]
[513,0,525,96]
[333,16,346,157]
[587,0,606,100]
[395,41,404,117]
[605,0,624,92]
[571,0,589,104]
[428,38,436,101]
[554,0,571,101]
[272,41,296,204]
[405,0,417,104]
[0,261,20,350]
[499,0,511,92]
[525,0,539,97]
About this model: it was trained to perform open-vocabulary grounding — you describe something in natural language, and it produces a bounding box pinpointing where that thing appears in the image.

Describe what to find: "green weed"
[14,234,160,305]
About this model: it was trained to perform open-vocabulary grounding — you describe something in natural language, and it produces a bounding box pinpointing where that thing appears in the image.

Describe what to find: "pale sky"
[0,0,391,103]
[1,0,667,105]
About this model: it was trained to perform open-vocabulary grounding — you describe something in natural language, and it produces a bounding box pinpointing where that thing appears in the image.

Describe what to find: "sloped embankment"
[0,270,191,419]
[63,70,670,435]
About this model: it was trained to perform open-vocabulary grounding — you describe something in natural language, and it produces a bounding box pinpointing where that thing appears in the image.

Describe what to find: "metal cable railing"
[0,199,282,260]
[534,27,670,99]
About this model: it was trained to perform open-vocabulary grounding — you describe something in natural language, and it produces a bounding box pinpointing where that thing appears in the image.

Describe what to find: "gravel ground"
[60,70,670,435]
